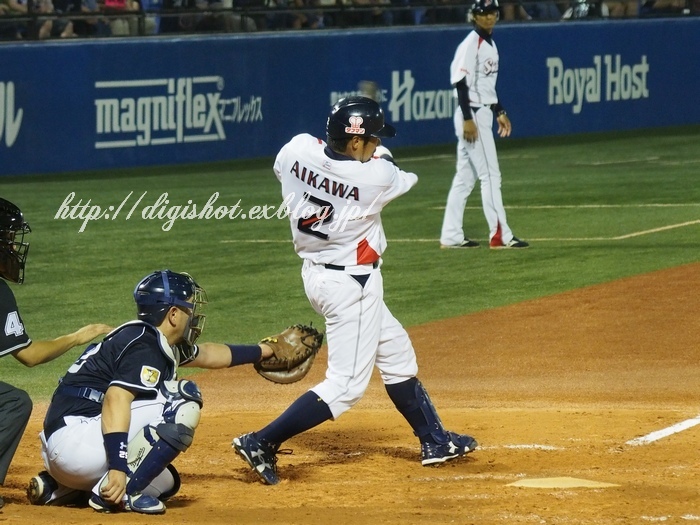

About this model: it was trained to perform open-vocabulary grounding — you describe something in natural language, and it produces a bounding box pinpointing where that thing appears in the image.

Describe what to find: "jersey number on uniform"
[67,343,102,374]
[297,192,334,240]
[4,311,24,337]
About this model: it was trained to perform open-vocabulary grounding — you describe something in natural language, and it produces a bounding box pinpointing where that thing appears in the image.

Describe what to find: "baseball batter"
[28,269,277,514]
[0,198,110,509]
[233,96,477,485]
[440,0,529,249]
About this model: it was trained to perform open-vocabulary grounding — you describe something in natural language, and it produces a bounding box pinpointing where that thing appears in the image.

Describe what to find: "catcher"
[27,269,320,514]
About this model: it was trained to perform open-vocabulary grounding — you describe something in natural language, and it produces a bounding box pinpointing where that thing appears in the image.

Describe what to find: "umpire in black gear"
[0,197,110,508]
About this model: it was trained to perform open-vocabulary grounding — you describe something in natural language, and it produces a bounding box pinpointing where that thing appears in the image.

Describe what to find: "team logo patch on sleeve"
[140,366,161,387]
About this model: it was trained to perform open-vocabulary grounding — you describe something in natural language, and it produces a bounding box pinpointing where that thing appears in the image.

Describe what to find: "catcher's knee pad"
[162,379,203,429]
[125,380,202,495]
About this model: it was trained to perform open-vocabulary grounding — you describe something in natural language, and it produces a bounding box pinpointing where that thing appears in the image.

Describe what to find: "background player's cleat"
[232,432,281,485]
[441,239,480,249]
[421,432,478,466]
[490,237,529,249]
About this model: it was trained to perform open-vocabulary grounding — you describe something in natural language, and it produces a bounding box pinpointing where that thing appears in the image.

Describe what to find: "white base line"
[614,219,700,239]
[626,415,700,446]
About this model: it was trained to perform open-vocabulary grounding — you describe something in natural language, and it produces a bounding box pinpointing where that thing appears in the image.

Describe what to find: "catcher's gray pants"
[0,381,33,484]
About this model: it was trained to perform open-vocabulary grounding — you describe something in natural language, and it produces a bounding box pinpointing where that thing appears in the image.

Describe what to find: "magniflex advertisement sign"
[0,18,698,177]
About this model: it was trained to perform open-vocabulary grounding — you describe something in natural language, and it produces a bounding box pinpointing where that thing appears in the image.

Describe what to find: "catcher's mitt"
[255,324,324,384]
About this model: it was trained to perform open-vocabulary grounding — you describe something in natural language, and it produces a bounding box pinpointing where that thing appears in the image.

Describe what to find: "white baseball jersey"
[450,29,499,106]
[274,133,418,266]
[441,25,519,248]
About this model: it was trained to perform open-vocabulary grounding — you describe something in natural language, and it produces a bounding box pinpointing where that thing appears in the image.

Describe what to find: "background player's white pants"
[440,106,513,246]
[39,394,173,495]
[302,260,418,420]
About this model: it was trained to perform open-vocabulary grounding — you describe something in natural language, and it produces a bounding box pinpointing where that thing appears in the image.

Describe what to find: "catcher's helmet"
[0,198,31,284]
[326,96,396,140]
[134,270,207,347]
[471,0,499,14]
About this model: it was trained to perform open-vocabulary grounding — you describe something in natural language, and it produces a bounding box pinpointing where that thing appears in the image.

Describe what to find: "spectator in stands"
[0,0,72,39]
[288,0,324,28]
[561,0,609,18]
[349,0,392,26]
[607,0,638,15]
[499,0,528,18]
[54,0,102,35]
[0,0,28,39]
[159,0,195,32]
[35,0,77,38]
[102,0,140,35]
[639,0,685,14]
[71,0,109,36]
[423,0,467,24]
[522,0,562,18]
[193,0,257,32]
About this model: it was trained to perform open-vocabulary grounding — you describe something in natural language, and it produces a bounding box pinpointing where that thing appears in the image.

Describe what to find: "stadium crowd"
[0,0,697,40]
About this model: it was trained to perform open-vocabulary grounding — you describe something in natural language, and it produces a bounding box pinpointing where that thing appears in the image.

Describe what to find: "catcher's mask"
[326,96,396,141]
[0,198,31,284]
[134,270,207,350]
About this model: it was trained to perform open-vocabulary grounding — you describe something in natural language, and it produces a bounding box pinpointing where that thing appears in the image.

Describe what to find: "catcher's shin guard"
[126,380,203,496]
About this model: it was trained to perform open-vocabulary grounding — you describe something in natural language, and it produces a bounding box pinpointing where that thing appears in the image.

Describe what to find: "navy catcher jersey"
[44,321,178,426]
[0,280,31,358]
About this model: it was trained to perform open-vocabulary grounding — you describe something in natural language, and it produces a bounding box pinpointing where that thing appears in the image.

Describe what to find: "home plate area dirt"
[3,263,700,524]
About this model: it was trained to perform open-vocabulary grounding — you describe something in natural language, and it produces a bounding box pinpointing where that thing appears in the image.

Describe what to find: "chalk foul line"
[626,415,700,446]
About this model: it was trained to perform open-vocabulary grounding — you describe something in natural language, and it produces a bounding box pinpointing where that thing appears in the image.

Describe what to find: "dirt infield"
[3,263,700,524]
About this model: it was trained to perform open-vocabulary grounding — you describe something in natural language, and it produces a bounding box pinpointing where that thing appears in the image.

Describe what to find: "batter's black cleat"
[232,432,281,485]
[421,432,478,466]
[441,239,480,249]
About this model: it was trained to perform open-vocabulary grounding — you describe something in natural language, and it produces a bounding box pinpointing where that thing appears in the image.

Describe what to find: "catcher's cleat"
[126,493,166,514]
[27,471,89,506]
[27,471,57,505]
[89,492,165,514]
[89,494,122,513]
[490,236,529,249]
[232,432,281,485]
[440,239,480,249]
[421,432,478,466]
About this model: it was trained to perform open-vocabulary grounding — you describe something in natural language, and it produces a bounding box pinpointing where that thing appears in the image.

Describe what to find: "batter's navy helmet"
[134,270,207,345]
[0,198,31,284]
[326,96,396,140]
[471,0,499,15]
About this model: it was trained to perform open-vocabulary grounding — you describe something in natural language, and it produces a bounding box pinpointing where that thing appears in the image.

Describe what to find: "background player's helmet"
[0,198,31,284]
[471,0,499,15]
[469,0,499,21]
[326,96,396,140]
[134,270,207,346]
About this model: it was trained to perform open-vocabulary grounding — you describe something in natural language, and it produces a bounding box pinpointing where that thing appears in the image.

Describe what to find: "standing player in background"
[233,96,477,485]
[0,197,111,509]
[440,0,529,250]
